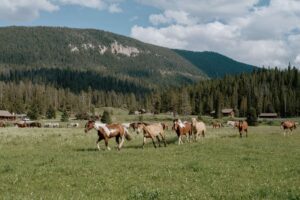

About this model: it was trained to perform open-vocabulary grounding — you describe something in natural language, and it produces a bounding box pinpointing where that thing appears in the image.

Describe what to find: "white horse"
[191,118,206,140]
[227,121,238,128]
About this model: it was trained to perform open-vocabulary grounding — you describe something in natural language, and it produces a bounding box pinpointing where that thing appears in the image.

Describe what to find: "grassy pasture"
[0,125,299,199]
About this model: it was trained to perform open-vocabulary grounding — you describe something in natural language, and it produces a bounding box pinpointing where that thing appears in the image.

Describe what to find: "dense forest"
[0,67,299,118]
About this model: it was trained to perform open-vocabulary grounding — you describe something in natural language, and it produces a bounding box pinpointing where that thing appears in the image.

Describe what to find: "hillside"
[174,50,256,78]
[0,26,206,90]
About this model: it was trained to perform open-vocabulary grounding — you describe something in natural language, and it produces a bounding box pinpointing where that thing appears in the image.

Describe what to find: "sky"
[0,0,300,68]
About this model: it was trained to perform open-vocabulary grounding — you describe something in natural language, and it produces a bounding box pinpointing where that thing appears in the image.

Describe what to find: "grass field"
[0,124,300,199]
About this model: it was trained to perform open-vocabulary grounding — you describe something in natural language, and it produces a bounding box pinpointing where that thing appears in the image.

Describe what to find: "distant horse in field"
[0,121,6,127]
[211,121,222,128]
[67,122,79,128]
[137,123,167,148]
[28,122,42,128]
[281,121,297,136]
[192,118,206,140]
[227,121,238,128]
[237,120,248,138]
[173,119,193,145]
[85,120,131,151]
[15,122,27,128]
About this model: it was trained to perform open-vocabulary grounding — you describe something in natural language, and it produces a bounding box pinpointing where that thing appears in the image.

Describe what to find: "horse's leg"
[245,129,248,137]
[178,135,182,145]
[118,135,125,151]
[115,136,120,148]
[96,137,103,151]
[156,136,161,147]
[143,136,146,149]
[160,133,167,147]
[150,135,157,148]
[104,137,111,151]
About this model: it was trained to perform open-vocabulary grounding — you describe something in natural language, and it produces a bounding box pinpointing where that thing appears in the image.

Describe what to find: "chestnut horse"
[137,123,167,148]
[173,119,193,145]
[85,120,131,151]
[0,121,6,127]
[192,118,206,140]
[237,120,248,138]
[281,121,297,136]
[211,121,222,128]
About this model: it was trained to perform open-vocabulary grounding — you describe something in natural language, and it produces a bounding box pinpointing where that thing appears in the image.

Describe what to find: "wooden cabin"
[0,110,16,121]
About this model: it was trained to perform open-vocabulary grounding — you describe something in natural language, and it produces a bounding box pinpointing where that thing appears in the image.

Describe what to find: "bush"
[101,110,112,124]
[247,107,258,126]
[61,110,69,122]
[46,105,56,119]
[75,112,90,120]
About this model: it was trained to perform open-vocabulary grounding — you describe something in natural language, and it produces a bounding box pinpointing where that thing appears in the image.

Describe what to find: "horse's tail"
[124,128,132,141]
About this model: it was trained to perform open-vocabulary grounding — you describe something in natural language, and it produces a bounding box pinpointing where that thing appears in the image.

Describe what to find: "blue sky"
[0,0,299,68]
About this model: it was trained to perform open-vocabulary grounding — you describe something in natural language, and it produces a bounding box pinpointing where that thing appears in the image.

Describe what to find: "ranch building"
[0,110,16,121]
[259,113,278,118]
[210,108,235,117]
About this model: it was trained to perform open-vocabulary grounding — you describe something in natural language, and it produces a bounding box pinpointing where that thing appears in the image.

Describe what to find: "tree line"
[0,66,299,119]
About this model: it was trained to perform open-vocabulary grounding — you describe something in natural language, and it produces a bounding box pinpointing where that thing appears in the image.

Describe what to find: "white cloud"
[108,3,122,13]
[0,0,58,21]
[149,10,197,26]
[132,0,300,68]
[59,0,106,10]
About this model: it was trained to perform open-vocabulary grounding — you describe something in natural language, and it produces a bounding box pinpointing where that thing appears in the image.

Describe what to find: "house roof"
[222,109,233,114]
[259,113,278,117]
[0,110,14,117]
[211,108,234,114]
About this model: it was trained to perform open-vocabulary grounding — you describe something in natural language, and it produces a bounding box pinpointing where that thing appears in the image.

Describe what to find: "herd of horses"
[84,118,253,151]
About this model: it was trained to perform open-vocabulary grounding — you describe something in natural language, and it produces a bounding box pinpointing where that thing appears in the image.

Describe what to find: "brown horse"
[238,120,248,138]
[85,120,131,151]
[130,122,149,131]
[281,121,297,136]
[0,121,6,127]
[173,119,193,145]
[28,122,42,128]
[137,123,167,148]
[211,121,222,128]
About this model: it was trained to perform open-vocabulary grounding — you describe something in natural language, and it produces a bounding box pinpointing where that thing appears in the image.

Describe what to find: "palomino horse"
[237,120,248,138]
[130,122,149,132]
[192,118,206,140]
[137,123,167,148]
[281,121,297,136]
[173,119,193,145]
[84,120,131,151]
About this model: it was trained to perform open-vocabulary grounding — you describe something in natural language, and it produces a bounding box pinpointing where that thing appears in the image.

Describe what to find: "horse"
[84,120,131,151]
[0,121,6,127]
[28,122,42,128]
[227,121,238,128]
[137,123,167,148]
[67,122,79,128]
[211,121,222,128]
[281,121,297,136]
[192,118,206,140]
[130,122,149,132]
[15,121,28,128]
[237,120,248,138]
[172,119,193,145]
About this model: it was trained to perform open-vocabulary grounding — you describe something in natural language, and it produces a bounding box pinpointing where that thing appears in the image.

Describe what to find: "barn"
[0,110,16,121]
[259,113,278,118]
[210,108,235,117]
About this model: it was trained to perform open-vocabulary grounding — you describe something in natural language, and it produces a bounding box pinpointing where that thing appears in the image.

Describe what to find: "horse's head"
[172,120,179,131]
[84,120,95,133]
[136,123,145,134]
[191,118,197,125]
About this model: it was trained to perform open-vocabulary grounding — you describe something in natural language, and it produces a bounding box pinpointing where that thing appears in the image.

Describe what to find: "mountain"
[0,26,207,91]
[174,50,256,78]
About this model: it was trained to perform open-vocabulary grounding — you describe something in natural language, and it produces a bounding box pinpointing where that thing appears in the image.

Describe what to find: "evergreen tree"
[247,107,258,126]
[101,110,112,124]
[46,105,56,119]
[61,110,69,122]
[27,103,39,120]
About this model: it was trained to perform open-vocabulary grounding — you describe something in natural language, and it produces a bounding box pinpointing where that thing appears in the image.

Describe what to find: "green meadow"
[0,121,300,199]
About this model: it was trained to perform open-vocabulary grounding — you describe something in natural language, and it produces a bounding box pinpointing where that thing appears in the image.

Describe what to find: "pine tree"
[46,105,56,119]
[61,110,69,122]
[247,107,258,126]
[101,110,112,124]
[27,103,39,120]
